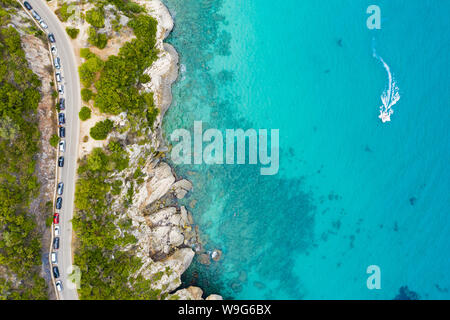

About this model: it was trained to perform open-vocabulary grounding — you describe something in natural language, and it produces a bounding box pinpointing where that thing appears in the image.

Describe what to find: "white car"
[40,20,48,29]
[51,252,57,264]
[51,45,57,55]
[54,225,60,236]
[55,280,63,292]
[54,57,61,69]
[59,140,65,152]
[58,84,64,94]
[56,72,62,82]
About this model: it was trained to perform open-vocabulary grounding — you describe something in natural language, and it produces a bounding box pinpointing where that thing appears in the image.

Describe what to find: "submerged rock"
[211,249,222,262]
[198,253,211,265]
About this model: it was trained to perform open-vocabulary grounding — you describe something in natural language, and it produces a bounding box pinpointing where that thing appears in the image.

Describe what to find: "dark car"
[23,1,32,10]
[53,237,60,250]
[48,33,56,43]
[57,182,64,195]
[59,126,65,138]
[58,113,65,125]
[52,266,60,279]
[53,213,59,224]
[58,156,64,167]
[59,98,65,110]
[56,197,62,209]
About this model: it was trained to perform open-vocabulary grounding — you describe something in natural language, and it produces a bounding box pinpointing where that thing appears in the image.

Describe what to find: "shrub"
[85,8,105,28]
[90,119,114,140]
[79,106,92,121]
[87,27,108,49]
[139,74,151,84]
[79,54,104,87]
[55,3,74,22]
[80,48,94,59]
[66,27,79,39]
[49,134,59,148]
[81,88,93,102]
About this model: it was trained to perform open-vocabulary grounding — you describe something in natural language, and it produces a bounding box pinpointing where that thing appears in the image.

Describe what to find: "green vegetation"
[85,8,105,28]
[79,106,92,121]
[72,1,170,300]
[66,26,79,39]
[0,11,47,299]
[90,119,114,140]
[93,14,159,130]
[55,2,74,22]
[79,51,104,87]
[87,27,108,49]
[49,134,59,147]
[106,0,144,15]
[81,88,93,102]
[74,143,162,299]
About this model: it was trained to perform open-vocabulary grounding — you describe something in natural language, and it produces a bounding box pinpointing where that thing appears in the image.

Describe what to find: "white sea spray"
[373,45,400,123]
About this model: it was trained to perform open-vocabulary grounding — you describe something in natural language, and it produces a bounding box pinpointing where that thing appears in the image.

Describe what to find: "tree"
[87,27,108,49]
[81,88,93,102]
[85,8,105,28]
[90,119,114,140]
[79,106,92,121]
[66,27,80,39]
[79,54,104,87]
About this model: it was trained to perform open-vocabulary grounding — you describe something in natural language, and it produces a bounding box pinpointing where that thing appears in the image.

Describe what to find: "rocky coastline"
[55,0,221,300]
[130,0,222,300]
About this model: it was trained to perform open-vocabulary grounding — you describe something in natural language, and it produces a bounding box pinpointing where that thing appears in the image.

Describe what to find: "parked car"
[59,126,65,138]
[48,33,56,43]
[54,57,61,69]
[58,156,64,167]
[59,140,65,152]
[58,84,64,94]
[56,197,62,210]
[55,280,63,292]
[23,1,32,10]
[54,225,60,237]
[53,237,60,250]
[31,10,41,21]
[52,266,60,279]
[53,213,59,224]
[56,72,62,82]
[57,182,64,195]
[59,98,65,110]
[40,20,48,29]
[51,45,57,55]
[58,113,65,125]
[51,252,57,264]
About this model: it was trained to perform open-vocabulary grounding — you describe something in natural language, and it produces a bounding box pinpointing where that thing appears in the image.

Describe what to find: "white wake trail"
[373,46,400,123]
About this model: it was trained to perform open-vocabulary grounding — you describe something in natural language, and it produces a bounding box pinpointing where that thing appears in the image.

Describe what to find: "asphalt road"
[23,0,81,300]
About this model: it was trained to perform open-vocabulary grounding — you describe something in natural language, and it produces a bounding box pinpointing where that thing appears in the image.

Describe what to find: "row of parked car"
[24,1,64,293]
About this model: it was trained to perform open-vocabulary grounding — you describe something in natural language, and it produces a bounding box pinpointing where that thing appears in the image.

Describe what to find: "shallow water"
[162,0,450,299]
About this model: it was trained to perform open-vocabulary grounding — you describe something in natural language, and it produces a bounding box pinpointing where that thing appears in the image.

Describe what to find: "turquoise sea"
[162,0,450,299]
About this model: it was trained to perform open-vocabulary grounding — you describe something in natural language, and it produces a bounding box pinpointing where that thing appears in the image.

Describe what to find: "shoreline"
[137,0,222,300]
[48,0,218,300]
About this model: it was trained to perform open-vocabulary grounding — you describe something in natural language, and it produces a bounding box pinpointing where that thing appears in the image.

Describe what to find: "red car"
[53,213,60,224]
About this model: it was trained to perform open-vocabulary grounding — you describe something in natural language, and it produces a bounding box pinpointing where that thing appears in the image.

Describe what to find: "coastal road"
[23,0,81,300]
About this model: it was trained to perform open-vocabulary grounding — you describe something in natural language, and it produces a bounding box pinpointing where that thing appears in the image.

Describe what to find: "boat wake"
[372,46,400,123]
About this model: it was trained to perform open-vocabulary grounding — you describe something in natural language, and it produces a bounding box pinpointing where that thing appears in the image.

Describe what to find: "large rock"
[138,248,195,293]
[169,229,184,247]
[172,179,193,199]
[169,286,203,300]
[141,162,176,208]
